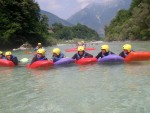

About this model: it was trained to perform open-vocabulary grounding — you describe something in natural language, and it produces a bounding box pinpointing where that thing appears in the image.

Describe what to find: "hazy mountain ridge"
[68,0,132,36]
[40,10,72,26]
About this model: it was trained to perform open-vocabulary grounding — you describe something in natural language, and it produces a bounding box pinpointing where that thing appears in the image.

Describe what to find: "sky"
[35,0,114,19]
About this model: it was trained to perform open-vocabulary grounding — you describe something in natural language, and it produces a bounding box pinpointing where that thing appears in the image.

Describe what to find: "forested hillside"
[0,0,51,49]
[49,23,100,41]
[0,0,100,49]
[105,0,150,41]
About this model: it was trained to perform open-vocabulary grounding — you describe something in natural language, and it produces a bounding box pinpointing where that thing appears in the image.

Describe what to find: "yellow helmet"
[0,51,3,55]
[123,44,132,52]
[101,45,109,52]
[5,51,12,56]
[78,46,85,51]
[53,48,60,55]
[38,43,41,46]
[37,49,45,55]
[81,41,84,43]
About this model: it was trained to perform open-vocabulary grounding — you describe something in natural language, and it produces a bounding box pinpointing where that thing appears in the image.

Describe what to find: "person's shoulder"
[110,51,115,54]
[12,55,18,58]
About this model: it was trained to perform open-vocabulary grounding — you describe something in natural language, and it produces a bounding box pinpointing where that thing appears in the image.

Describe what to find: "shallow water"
[0,41,150,113]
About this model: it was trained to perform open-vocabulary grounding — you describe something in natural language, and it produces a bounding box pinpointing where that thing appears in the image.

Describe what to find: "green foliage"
[105,0,150,41]
[0,0,100,49]
[51,23,100,41]
[0,0,50,49]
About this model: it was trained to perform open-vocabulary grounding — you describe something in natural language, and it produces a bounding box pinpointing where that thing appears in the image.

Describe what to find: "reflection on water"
[0,42,150,113]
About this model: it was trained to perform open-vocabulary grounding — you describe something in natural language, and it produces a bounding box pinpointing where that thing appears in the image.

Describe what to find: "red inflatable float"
[26,60,54,69]
[125,52,150,62]
[65,47,95,52]
[75,58,97,65]
[0,59,15,67]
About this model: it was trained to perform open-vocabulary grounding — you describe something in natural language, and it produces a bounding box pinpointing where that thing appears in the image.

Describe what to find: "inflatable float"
[54,58,75,65]
[98,55,124,63]
[75,58,97,65]
[0,59,15,67]
[26,60,54,69]
[65,47,95,52]
[125,51,150,62]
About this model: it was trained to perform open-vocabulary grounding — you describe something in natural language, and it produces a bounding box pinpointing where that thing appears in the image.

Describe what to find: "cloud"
[76,0,115,9]
[35,0,61,11]
[35,0,116,19]
[76,0,94,8]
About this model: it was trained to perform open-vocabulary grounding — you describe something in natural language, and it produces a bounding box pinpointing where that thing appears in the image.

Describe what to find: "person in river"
[72,46,93,60]
[76,41,86,48]
[95,44,115,59]
[0,51,5,59]
[34,42,44,51]
[81,40,86,48]
[52,48,65,62]
[30,49,47,64]
[5,51,19,65]
[119,44,133,58]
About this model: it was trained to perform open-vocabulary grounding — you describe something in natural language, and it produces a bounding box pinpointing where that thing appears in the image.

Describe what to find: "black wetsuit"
[72,52,93,60]
[96,51,114,59]
[119,51,130,58]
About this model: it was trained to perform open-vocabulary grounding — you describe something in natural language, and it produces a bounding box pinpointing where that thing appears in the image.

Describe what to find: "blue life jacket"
[76,52,86,59]
[102,51,111,57]
[53,53,64,62]
[37,55,47,61]
[0,55,5,59]
[11,55,18,61]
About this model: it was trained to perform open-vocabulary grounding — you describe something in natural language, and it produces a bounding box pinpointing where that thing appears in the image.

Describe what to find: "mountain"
[67,0,132,36]
[40,10,72,26]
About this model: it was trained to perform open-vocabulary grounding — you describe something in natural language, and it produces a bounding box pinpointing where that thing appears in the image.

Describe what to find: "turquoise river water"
[0,41,150,113]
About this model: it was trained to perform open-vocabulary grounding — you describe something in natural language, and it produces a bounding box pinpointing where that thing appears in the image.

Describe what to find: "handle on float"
[19,58,29,63]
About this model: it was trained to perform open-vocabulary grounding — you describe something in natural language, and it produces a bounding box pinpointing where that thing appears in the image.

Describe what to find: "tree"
[0,0,49,49]
[105,0,150,41]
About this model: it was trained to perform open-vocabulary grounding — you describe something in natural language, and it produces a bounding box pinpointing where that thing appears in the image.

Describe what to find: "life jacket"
[76,52,86,59]
[0,55,5,59]
[102,51,111,57]
[37,55,47,61]
[59,53,65,58]
[9,55,18,61]
[53,53,64,62]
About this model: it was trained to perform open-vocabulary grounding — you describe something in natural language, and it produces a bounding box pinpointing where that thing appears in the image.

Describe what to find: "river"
[0,41,150,113]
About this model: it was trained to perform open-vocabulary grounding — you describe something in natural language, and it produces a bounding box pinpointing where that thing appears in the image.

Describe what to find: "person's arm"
[72,54,77,59]
[12,57,19,65]
[119,52,125,58]
[85,52,93,58]
[30,56,37,64]
[95,53,101,59]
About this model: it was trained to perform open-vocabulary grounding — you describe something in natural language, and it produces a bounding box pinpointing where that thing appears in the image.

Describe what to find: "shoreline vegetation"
[0,0,149,51]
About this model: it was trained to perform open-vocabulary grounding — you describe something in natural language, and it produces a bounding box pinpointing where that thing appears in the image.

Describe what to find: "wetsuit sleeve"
[96,53,101,59]
[85,52,93,58]
[72,54,77,59]
[12,57,19,65]
[30,56,38,64]
[119,52,125,58]
[110,51,115,54]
